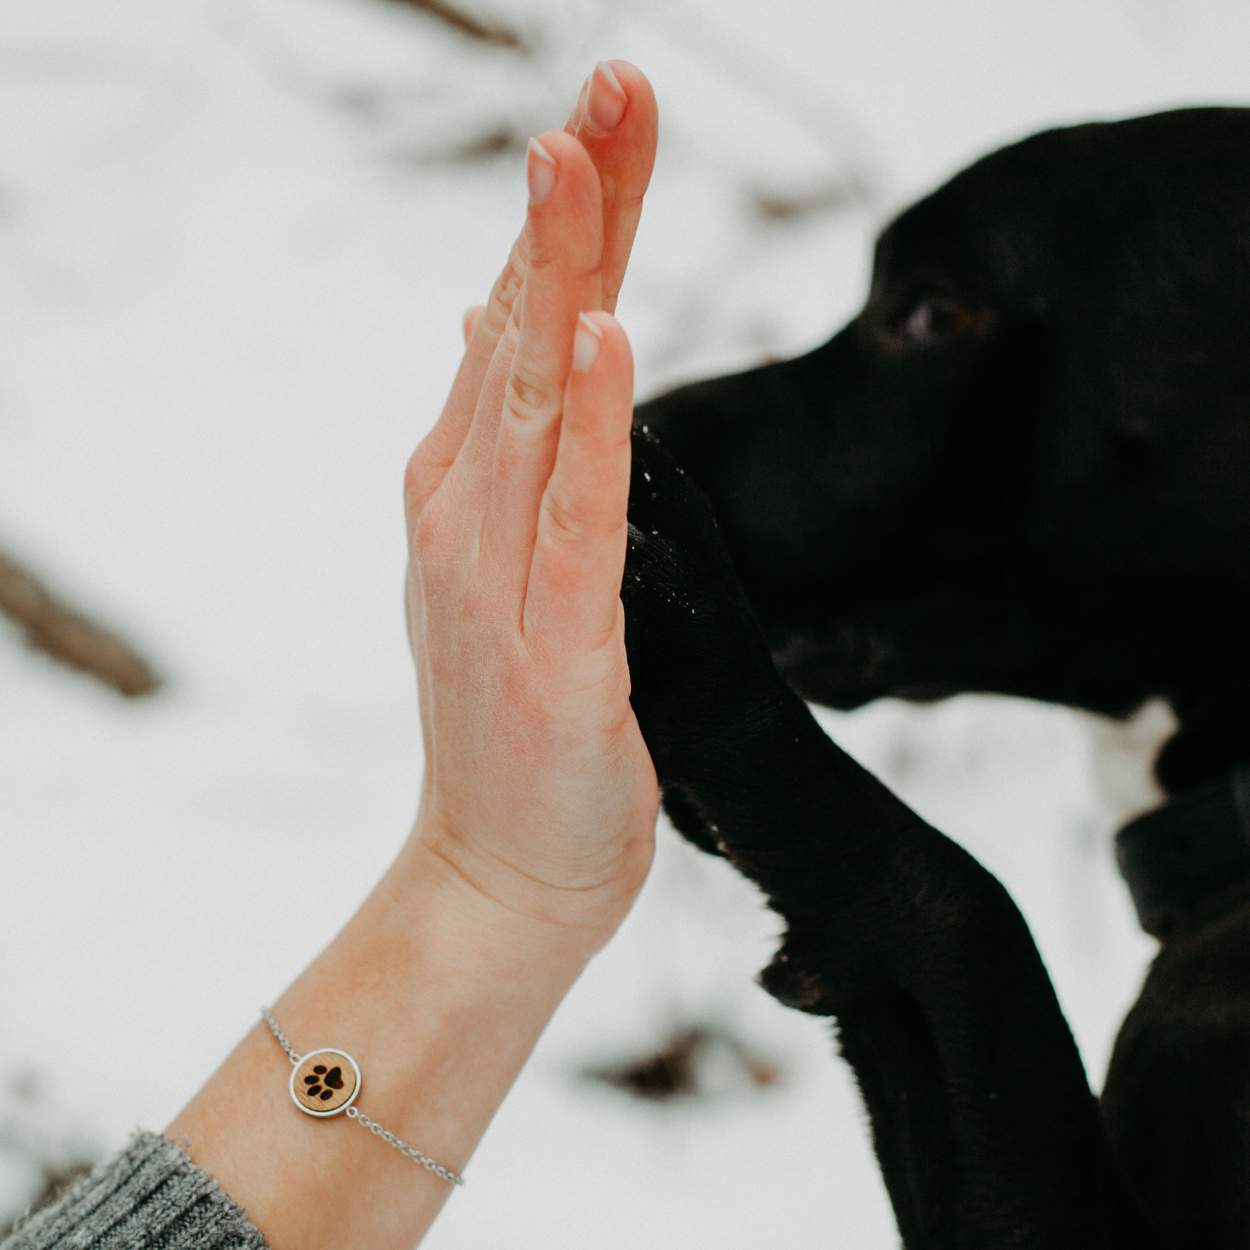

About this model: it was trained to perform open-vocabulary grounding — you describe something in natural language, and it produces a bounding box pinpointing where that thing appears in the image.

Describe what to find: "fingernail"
[527,137,556,205]
[584,61,626,134]
[572,312,603,373]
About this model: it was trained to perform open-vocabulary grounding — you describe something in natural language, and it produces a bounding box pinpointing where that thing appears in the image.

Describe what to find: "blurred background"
[3,0,1242,1243]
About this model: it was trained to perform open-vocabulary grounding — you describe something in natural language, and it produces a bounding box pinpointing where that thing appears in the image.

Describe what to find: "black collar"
[1115,764,1250,939]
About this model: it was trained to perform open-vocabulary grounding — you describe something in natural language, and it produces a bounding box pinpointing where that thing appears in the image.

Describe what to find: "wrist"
[391,816,651,968]
[379,836,597,987]
[170,822,602,1250]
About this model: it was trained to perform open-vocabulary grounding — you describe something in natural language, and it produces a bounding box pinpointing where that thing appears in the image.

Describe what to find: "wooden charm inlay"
[290,1048,361,1117]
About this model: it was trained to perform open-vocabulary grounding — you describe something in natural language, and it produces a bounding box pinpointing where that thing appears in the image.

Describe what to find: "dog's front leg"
[624,432,1151,1249]
[1101,900,1250,1248]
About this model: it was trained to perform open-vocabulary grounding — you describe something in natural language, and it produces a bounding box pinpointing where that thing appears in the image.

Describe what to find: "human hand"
[400,64,660,961]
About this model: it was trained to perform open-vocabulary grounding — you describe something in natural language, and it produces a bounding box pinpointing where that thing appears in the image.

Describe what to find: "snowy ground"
[2,0,1246,1244]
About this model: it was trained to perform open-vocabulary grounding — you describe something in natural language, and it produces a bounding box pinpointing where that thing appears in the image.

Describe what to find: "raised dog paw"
[758,944,835,1014]
[622,429,788,788]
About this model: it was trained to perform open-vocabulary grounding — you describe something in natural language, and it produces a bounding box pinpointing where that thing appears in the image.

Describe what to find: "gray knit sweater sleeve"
[3,1132,269,1250]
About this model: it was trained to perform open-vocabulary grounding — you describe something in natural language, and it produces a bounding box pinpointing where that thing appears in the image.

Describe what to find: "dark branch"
[0,548,160,697]
[384,0,526,50]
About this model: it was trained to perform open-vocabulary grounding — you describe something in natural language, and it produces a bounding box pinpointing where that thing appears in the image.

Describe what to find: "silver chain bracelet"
[260,1007,465,1187]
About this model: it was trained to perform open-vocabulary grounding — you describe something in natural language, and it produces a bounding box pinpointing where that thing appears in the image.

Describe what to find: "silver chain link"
[259,1007,465,1187]
[344,1106,465,1187]
[260,1007,301,1065]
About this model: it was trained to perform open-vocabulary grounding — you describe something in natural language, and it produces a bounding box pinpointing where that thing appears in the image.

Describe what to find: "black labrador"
[622,106,1250,1249]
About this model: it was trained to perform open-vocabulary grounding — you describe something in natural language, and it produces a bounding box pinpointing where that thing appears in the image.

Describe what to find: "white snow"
[1,0,1240,1243]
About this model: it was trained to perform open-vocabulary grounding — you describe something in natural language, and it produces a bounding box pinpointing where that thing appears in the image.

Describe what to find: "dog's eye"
[901,295,978,345]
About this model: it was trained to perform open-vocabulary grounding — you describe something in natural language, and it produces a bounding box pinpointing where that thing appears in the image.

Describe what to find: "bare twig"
[750,179,862,223]
[640,0,879,209]
[0,549,160,697]
[583,1025,781,1101]
[0,1085,97,1238]
[383,0,527,50]
[0,1157,94,1239]
[382,123,528,168]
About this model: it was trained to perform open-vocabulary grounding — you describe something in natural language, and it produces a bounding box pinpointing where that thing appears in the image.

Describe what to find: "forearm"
[167,834,591,1250]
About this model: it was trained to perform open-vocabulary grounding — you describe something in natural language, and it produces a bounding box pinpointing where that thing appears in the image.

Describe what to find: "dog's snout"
[632,364,778,501]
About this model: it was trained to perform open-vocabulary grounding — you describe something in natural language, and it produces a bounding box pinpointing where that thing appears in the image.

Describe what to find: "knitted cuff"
[3,1131,269,1250]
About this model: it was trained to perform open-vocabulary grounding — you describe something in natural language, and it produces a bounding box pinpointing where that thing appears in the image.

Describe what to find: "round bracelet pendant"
[290,1048,362,1117]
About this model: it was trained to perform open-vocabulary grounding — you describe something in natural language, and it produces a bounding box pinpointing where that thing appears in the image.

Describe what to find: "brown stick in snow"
[0,548,160,697]
[387,0,526,50]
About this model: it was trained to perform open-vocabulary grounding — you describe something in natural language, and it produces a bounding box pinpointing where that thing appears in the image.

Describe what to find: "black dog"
[623,106,1250,1248]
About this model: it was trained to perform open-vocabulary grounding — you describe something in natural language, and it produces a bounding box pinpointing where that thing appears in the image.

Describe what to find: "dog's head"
[635,107,1250,789]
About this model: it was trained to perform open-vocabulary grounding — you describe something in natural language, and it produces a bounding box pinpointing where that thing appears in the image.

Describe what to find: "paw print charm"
[305,1064,344,1099]
[290,1047,361,1117]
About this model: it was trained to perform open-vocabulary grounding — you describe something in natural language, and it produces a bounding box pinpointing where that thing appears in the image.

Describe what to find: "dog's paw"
[758,947,832,1014]
[623,430,784,783]
[756,926,861,1016]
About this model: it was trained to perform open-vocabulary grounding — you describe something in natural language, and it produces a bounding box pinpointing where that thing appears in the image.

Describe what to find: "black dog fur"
[623,107,1250,1247]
